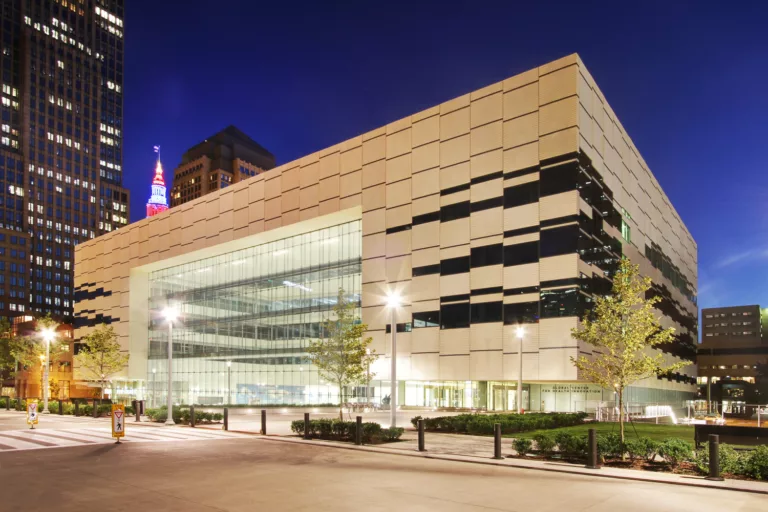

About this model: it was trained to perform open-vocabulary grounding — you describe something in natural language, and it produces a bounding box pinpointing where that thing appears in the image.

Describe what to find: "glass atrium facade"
[147,220,362,406]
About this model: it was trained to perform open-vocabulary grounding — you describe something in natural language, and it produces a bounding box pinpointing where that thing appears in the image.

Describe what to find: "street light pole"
[163,307,178,426]
[517,326,524,414]
[41,327,56,414]
[227,361,232,405]
[366,348,371,406]
[387,293,401,428]
[151,368,156,408]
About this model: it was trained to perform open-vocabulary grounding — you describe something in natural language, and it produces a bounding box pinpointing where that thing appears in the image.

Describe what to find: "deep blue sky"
[123,1,768,312]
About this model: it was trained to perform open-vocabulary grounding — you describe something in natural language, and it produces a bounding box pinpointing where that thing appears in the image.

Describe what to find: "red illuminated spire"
[146,146,169,217]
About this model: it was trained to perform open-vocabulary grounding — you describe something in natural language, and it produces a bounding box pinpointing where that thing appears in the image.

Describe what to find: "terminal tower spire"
[146,145,169,217]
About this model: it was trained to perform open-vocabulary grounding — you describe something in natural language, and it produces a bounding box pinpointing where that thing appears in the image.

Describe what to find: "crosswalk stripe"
[0,442,16,450]
[0,435,51,450]
[27,431,96,444]
[0,433,57,447]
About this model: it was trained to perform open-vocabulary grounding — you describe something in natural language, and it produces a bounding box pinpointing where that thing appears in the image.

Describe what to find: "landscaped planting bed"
[410,412,588,435]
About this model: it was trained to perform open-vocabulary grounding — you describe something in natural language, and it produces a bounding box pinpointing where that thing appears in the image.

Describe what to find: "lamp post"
[516,326,524,414]
[365,348,371,406]
[41,327,56,414]
[227,360,232,405]
[387,293,401,428]
[151,368,156,408]
[162,307,178,426]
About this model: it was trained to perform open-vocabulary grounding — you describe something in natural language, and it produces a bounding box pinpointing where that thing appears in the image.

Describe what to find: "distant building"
[698,305,768,411]
[170,125,275,206]
[145,152,169,218]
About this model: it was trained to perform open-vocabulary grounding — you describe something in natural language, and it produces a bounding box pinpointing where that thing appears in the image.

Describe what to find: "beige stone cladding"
[75,54,696,395]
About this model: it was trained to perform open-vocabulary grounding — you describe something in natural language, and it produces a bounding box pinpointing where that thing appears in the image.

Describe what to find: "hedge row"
[290,419,403,444]
[5,398,134,417]
[514,432,768,480]
[145,407,223,424]
[410,412,588,435]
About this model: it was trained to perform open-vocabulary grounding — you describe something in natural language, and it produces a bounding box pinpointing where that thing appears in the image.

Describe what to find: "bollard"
[4,396,8,411]
[418,419,426,452]
[261,409,267,435]
[58,399,63,415]
[223,407,229,431]
[190,406,196,427]
[356,416,363,445]
[74,401,80,417]
[304,412,311,440]
[92,399,98,418]
[135,403,141,422]
[586,428,599,469]
[706,434,724,481]
[493,423,503,459]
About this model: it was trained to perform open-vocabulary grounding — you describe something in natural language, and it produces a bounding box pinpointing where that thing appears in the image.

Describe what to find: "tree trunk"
[101,380,105,400]
[618,388,625,460]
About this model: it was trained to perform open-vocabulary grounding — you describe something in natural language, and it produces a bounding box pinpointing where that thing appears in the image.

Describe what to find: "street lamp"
[227,360,232,405]
[162,307,178,426]
[516,326,524,414]
[151,368,156,408]
[365,348,371,406]
[387,292,401,428]
[40,327,56,414]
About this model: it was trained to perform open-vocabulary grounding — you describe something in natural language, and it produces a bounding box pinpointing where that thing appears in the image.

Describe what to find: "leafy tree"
[571,258,691,448]
[75,324,129,399]
[307,289,376,420]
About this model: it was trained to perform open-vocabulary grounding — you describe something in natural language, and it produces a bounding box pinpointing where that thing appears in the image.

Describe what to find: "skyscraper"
[145,150,168,218]
[170,125,274,207]
[0,1,129,321]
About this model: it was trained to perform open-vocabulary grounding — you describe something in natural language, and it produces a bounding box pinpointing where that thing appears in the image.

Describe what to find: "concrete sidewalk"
[258,430,768,495]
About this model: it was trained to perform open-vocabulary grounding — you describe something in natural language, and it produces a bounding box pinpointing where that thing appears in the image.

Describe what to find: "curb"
[256,435,768,496]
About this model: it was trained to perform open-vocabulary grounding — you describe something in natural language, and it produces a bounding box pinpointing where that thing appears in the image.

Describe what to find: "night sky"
[122,1,768,312]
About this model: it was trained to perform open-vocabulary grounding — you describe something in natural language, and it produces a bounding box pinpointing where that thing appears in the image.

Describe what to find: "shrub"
[657,438,692,468]
[410,415,423,428]
[532,433,556,455]
[410,412,587,435]
[554,432,587,458]
[597,432,624,460]
[744,445,768,480]
[381,427,404,442]
[513,438,532,456]
[625,437,659,463]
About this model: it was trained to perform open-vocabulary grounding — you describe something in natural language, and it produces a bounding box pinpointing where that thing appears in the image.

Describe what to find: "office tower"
[170,125,275,206]
[0,0,129,320]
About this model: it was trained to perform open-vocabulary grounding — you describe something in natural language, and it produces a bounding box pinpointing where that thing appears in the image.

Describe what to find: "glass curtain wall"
[147,221,362,406]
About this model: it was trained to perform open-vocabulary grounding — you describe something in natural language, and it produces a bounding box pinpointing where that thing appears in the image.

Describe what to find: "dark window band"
[540,151,579,167]
[540,214,580,228]
[471,196,504,213]
[504,286,540,296]
[471,286,503,296]
[540,277,582,289]
[413,264,440,277]
[441,293,470,303]
[440,183,470,196]
[441,256,470,276]
[504,225,540,238]
[440,201,471,222]
[504,181,539,209]
[386,224,412,235]
[413,211,440,226]
[471,171,504,185]
[504,165,540,180]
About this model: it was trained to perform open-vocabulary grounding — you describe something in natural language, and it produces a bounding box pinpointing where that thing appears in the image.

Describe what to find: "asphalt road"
[0,433,763,511]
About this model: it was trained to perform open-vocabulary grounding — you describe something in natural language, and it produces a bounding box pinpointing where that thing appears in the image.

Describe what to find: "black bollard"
[706,434,724,481]
[58,399,63,415]
[92,399,98,418]
[586,428,599,469]
[135,403,141,422]
[74,401,80,417]
[356,416,362,445]
[304,412,311,440]
[190,406,196,427]
[4,396,8,411]
[418,419,426,452]
[261,409,267,435]
[493,423,503,459]
[223,407,229,431]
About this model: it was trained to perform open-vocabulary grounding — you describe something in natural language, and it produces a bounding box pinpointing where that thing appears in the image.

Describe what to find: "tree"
[307,289,376,420]
[571,258,691,448]
[75,324,129,399]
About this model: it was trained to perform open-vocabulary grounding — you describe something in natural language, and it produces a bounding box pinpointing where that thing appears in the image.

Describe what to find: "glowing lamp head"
[41,326,56,343]
[162,307,178,323]
[386,292,401,309]
[226,361,232,368]
[516,326,525,339]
